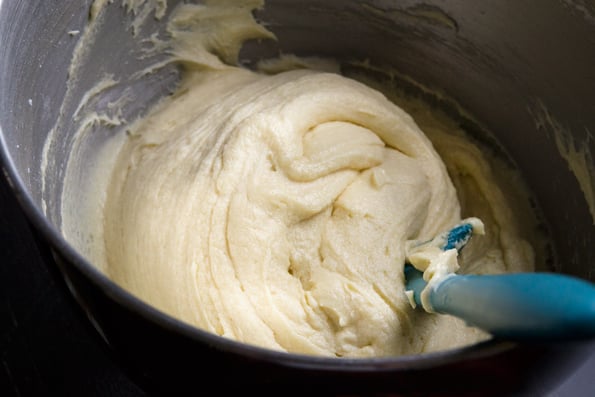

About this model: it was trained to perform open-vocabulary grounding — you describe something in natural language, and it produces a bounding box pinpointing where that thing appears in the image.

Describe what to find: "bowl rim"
[0,131,516,371]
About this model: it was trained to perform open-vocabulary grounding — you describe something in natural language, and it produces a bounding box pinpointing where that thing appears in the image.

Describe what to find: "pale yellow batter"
[65,0,544,357]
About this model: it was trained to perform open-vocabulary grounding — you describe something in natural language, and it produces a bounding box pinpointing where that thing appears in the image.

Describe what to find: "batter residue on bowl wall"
[53,0,548,357]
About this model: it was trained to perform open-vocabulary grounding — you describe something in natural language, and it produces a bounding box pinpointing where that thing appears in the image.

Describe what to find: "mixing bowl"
[1,0,594,395]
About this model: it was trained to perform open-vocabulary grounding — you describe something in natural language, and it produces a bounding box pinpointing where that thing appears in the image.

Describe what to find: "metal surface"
[1,1,594,395]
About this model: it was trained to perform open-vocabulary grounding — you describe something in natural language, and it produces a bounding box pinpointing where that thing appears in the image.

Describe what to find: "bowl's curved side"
[40,246,595,396]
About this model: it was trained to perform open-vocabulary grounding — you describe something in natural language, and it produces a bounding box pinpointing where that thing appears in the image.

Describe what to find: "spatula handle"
[430,273,595,340]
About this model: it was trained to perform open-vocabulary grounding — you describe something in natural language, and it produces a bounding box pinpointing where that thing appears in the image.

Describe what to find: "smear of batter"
[63,0,543,357]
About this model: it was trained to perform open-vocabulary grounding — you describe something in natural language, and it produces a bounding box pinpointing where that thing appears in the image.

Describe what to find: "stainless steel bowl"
[1,1,594,395]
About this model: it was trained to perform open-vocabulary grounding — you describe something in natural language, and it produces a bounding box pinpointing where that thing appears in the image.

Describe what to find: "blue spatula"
[404,222,595,340]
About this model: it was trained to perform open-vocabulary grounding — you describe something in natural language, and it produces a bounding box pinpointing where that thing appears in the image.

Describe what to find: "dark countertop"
[1,173,593,396]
